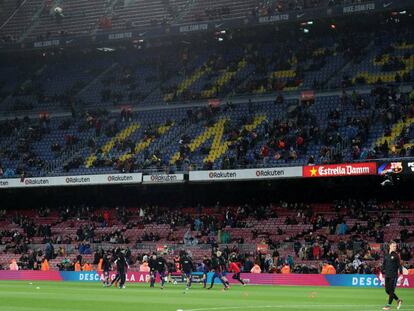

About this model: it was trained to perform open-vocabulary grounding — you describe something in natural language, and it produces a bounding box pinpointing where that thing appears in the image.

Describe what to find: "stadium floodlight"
[303,28,309,33]
[218,37,224,42]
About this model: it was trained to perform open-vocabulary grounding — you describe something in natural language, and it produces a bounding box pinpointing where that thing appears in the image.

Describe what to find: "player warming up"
[149,253,168,289]
[382,241,403,310]
[229,258,246,286]
[202,255,211,289]
[102,253,111,287]
[208,251,229,290]
[180,254,194,291]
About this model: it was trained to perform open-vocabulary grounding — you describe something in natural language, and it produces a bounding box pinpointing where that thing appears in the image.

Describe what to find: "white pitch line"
[182,305,414,311]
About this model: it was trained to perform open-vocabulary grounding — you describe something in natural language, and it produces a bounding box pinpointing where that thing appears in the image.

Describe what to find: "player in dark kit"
[208,251,229,290]
[202,255,211,288]
[180,254,193,291]
[102,253,111,287]
[111,251,129,289]
[382,241,403,310]
[115,252,129,289]
[149,254,167,289]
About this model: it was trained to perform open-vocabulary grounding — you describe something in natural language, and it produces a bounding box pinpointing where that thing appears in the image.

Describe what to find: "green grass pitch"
[0,281,412,311]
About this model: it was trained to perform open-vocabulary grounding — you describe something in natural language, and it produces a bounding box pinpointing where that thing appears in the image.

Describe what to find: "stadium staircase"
[118,123,174,162]
[201,59,247,98]
[164,61,212,101]
[18,0,50,43]
[170,118,228,164]
[374,117,414,149]
[205,114,267,163]
[354,55,414,84]
[85,123,140,167]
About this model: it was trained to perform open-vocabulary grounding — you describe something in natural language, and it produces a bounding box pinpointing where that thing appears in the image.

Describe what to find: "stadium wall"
[1,271,413,288]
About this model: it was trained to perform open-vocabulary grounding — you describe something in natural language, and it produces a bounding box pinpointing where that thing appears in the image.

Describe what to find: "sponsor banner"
[103,173,142,184]
[377,162,404,175]
[258,14,289,24]
[0,271,413,288]
[303,163,377,178]
[0,173,142,189]
[212,273,330,286]
[33,39,60,48]
[343,3,376,14]
[142,174,184,184]
[408,161,414,173]
[179,23,208,33]
[60,271,153,283]
[301,90,315,101]
[378,161,414,175]
[189,167,302,182]
[108,32,132,40]
[0,271,62,281]
[325,275,412,288]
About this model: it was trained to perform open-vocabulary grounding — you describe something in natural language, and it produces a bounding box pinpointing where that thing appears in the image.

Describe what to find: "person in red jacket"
[229,259,245,286]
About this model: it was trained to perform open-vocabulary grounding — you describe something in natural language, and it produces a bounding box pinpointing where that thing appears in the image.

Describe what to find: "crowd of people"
[0,199,413,276]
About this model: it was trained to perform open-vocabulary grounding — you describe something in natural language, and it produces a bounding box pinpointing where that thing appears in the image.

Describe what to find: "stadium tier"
[0,86,413,178]
[0,0,376,44]
[0,200,413,272]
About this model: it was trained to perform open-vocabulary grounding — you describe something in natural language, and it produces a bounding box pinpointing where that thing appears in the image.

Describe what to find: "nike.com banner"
[303,163,377,178]
[189,167,302,182]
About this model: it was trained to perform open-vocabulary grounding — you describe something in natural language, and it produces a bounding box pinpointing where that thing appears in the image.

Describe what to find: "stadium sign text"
[343,3,375,14]
[0,173,142,189]
[33,40,60,48]
[142,174,184,184]
[108,32,132,40]
[303,163,377,178]
[189,167,302,182]
[179,24,208,33]
[258,14,289,24]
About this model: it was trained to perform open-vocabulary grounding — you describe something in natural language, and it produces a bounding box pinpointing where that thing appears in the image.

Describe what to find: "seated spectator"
[139,261,150,272]
[9,259,19,271]
[41,258,49,271]
[281,264,290,274]
[250,262,262,273]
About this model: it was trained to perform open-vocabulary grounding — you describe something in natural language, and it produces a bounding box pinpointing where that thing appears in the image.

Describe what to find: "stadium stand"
[0,82,413,178]
[0,199,412,273]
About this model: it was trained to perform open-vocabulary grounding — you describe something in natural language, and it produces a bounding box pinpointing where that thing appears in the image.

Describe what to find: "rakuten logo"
[255,169,284,177]
[150,175,177,182]
[24,178,49,185]
[107,175,133,182]
[208,172,237,179]
[65,177,91,184]
[0,180,9,187]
